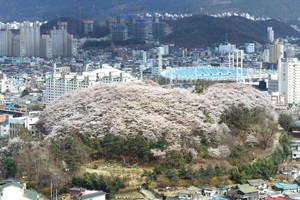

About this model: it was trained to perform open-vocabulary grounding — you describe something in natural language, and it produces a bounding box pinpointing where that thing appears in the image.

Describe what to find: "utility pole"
[50,180,53,200]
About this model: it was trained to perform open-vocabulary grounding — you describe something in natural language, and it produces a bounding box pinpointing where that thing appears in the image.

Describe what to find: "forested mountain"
[165,15,300,48]
[1,0,300,22]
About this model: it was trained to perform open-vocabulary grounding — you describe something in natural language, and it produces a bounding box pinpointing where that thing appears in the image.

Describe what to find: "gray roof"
[24,189,40,200]
[82,191,106,199]
[247,179,265,186]
[70,187,87,192]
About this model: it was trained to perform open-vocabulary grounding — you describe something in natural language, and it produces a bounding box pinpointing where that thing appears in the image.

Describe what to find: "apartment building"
[279,58,300,104]
[44,66,136,104]
[19,22,41,57]
[0,30,13,56]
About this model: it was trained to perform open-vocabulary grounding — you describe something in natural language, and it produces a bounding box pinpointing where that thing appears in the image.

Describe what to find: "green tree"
[279,113,295,131]
[50,137,90,172]
[230,145,245,158]
[71,173,125,194]
[2,157,17,178]
[165,151,185,169]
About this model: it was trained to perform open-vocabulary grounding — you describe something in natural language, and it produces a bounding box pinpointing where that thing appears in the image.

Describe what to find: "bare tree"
[253,118,277,150]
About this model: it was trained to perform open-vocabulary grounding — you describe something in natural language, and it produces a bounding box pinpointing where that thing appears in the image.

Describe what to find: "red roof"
[266,197,286,200]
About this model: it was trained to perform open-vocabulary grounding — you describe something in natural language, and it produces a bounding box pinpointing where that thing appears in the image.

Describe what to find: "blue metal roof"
[295,121,300,127]
[274,182,300,190]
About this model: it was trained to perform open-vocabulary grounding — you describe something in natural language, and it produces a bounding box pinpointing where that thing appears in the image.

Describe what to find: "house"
[283,192,300,200]
[237,185,259,200]
[291,121,300,138]
[292,148,300,159]
[273,182,300,193]
[209,197,228,200]
[266,197,287,200]
[186,186,202,195]
[203,188,217,197]
[0,114,9,137]
[177,190,195,200]
[70,187,106,200]
[247,179,265,188]
[0,180,40,200]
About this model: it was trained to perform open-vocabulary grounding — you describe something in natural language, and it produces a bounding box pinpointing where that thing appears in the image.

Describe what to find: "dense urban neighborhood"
[2,1,300,199]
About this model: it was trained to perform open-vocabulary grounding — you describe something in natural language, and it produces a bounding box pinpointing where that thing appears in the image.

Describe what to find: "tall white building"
[13,35,26,57]
[19,22,41,57]
[44,65,136,104]
[40,35,52,58]
[50,27,77,57]
[279,58,300,104]
[269,40,284,64]
[0,30,13,56]
[267,27,274,43]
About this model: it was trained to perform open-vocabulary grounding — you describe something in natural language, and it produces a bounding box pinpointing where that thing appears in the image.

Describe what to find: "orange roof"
[0,114,7,123]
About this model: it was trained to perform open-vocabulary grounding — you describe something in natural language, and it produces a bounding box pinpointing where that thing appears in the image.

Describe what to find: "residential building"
[219,43,236,54]
[83,20,94,35]
[44,65,136,104]
[19,22,41,57]
[57,21,68,31]
[269,40,284,64]
[67,34,77,57]
[111,24,129,41]
[278,58,300,104]
[40,35,52,59]
[244,43,255,53]
[132,18,153,41]
[70,187,106,200]
[0,181,40,200]
[237,185,259,200]
[50,27,67,57]
[268,74,278,94]
[0,114,10,137]
[9,111,40,138]
[50,27,77,57]
[152,22,169,40]
[0,30,13,56]
[13,35,26,58]
[267,27,274,43]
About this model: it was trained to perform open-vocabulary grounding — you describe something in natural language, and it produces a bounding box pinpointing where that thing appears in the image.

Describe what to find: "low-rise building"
[0,180,40,200]
[70,187,106,200]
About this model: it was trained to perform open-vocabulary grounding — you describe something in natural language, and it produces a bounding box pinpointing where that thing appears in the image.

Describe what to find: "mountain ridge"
[165,15,300,48]
[1,0,300,22]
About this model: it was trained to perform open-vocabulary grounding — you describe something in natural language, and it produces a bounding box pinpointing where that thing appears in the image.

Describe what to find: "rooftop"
[274,182,300,190]
[238,185,258,193]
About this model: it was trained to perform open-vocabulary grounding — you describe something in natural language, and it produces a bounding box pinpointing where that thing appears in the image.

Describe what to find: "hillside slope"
[165,15,300,48]
[38,82,276,149]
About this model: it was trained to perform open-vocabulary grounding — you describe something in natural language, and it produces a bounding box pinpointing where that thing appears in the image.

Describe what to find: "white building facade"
[0,30,13,56]
[279,58,300,104]
[44,66,136,104]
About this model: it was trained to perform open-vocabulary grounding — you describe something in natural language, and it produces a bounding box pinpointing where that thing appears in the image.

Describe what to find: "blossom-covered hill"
[38,82,276,145]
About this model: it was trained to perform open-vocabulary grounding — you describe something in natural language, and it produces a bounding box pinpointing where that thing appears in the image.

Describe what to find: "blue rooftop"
[162,67,248,81]
[295,121,300,127]
[274,182,300,190]
[209,197,228,200]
